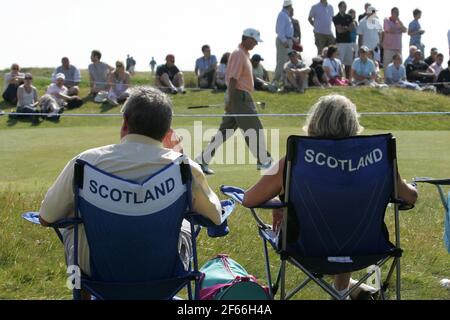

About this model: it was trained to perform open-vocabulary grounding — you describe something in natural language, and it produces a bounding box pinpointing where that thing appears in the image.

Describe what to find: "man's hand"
[163,128,184,153]
[283,41,289,48]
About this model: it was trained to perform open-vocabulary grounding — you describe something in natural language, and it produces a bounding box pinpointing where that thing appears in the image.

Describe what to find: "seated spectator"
[283,50,310,93]
[424,48,438,66]
[52,57,81,96]
[351,46,377,86]
[41,73,81,114]
[2,63,25,104]
[215,52,230,90]
[384,54,421,90]
[308,57,330,88]
[155,54,186,94]
[406,50,436,84]
[107,61,130,105]
[242,94,418,299]
[436,60,450,96]
[38,87,223,298]
[367,50,383,83]
[16,73,40,123]
[88,50,114,98]
[404,45,417,67]
[195,45,217,89]
[251,54,278,92]
[430,53,445,79]
[323,45,348,86]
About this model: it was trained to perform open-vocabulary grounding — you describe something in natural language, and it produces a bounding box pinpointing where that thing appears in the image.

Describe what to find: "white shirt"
[323,58,343,78]
[357,16,382,50]
[46,83,68,106]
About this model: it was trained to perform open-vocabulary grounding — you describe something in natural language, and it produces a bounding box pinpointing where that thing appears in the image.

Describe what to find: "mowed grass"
[0,70,449,300]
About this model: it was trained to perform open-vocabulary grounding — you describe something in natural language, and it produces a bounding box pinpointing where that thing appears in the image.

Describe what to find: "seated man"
[52,57,81,96]
[41,73,82,113]
[384,54,421,90]
[195,45,217,89]
[88,50,114,98]
[308,56,330,88]
[430,53,445,79]
[404,45,417,67]
[283,50,310,93]
[38,87,223,293]
[155,54,186,94]
[424,47,438,66]
[406,49,436,84]
[351,46,377,86]
[436,60,450,96]
[251,54,278,92]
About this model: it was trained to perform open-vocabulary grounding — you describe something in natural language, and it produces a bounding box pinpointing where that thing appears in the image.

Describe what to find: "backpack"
[199,254,271,300]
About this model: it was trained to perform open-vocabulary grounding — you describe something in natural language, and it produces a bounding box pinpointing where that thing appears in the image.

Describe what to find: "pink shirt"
[383,18,403,50]
[226,44,254,93]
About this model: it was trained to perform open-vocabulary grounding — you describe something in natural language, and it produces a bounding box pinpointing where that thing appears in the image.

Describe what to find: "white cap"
[283,0,292,7]
[243,28,263,43]
[366,6,377,14]
[55,73,65,80]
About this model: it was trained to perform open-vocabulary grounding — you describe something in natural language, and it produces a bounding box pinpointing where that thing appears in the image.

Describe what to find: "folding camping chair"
[23,156,235,300]
[222,134,413,300]
[413,178,450,254]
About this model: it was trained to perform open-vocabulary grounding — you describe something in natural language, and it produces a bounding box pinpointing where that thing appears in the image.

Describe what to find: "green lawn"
[0,70,449,299]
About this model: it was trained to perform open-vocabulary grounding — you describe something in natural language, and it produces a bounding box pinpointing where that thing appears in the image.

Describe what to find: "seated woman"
[107,61,131,105]
[16,73,40,123]
[215,52,230,90]
[242,94,418,299]
[3,63,25,104]
[323,46,349,86]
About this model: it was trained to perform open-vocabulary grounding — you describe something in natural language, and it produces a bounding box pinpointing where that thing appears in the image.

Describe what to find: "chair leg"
[262,238,274,298]
[396,258,401,300]
[280,260,287,300]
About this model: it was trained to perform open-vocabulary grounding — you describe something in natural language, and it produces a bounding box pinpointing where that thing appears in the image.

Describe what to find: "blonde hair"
[303,94,363,138]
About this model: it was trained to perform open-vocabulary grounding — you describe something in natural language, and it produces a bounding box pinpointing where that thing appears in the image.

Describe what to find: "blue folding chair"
[222,134,411,300]
[413,178,450,254]
[23,156,235,300]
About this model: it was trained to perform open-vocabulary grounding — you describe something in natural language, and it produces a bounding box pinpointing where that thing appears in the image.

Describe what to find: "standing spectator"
[107,61,131,105]
[215,52,230,90]
[348,9,359,59]
[251,54,277,92]
[383,7,407,66]
[274,0,294,85]
[357,6,382,59]
[149,57,157,74]
[309,0,335,55]
[195,28,272,174]
[283,50,311,93]
[430,53,445,78]
[88,50,114,98]
[195,45,218,89]
[436,60,450,95]
[16,73,40,123]
[126,54,132,72]
[424,48,438,66]
[351,46,377,86]
[333,1,354,79]
[52,57,81,96]
[155,54,186,94]
[385,54,421,90]
[404,45,418,67]
[358,3,371,22]
[406,50,436,84]
[128,56,136,75]
[291,7,302,53]
[408,9,425,54]
[448,29,450,56]
[2,63,24,104]
[323,45,348,86]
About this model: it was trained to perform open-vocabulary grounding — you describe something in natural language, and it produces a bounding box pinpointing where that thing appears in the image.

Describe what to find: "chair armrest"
[22,212,83,228]
[390,199,415,211]
[414,177,450,186]
[189,199,236,238]
[220,185,286,209]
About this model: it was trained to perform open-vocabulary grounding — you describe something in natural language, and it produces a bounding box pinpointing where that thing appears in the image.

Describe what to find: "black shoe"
[198,163,214,175]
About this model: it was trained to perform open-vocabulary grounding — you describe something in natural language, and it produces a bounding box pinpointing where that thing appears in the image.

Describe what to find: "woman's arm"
[397,174,418,205]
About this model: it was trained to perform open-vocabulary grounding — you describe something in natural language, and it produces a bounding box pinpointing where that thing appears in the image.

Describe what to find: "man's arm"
[225,78,238,112]
[308,7,315,27]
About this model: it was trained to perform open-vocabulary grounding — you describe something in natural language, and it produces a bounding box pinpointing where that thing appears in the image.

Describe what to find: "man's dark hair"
[338,1,346,8]
[91,50,102,60]
[201,45,210,53]
[391,7,399,13]
[393,53,402,60]
[327,45,338,58]
[122,87,173,141]
[413,9,421,17]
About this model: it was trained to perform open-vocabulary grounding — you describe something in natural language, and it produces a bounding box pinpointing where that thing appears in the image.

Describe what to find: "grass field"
[0,70,449,300]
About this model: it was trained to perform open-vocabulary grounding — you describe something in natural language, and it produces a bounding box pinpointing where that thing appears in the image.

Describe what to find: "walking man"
[195,28,272,175]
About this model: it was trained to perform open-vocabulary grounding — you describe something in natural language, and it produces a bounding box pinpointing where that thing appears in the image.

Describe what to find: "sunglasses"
[25,77,32,80]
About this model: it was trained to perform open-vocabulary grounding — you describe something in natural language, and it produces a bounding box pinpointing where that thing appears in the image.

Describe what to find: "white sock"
[332,283,350,300]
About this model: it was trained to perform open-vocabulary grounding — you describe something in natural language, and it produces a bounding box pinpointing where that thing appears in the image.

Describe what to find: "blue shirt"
[384,63,406,84]
[408,19,422,46]
[195,55,218,75]
[276,9,294,42]
[352,58,375,78]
